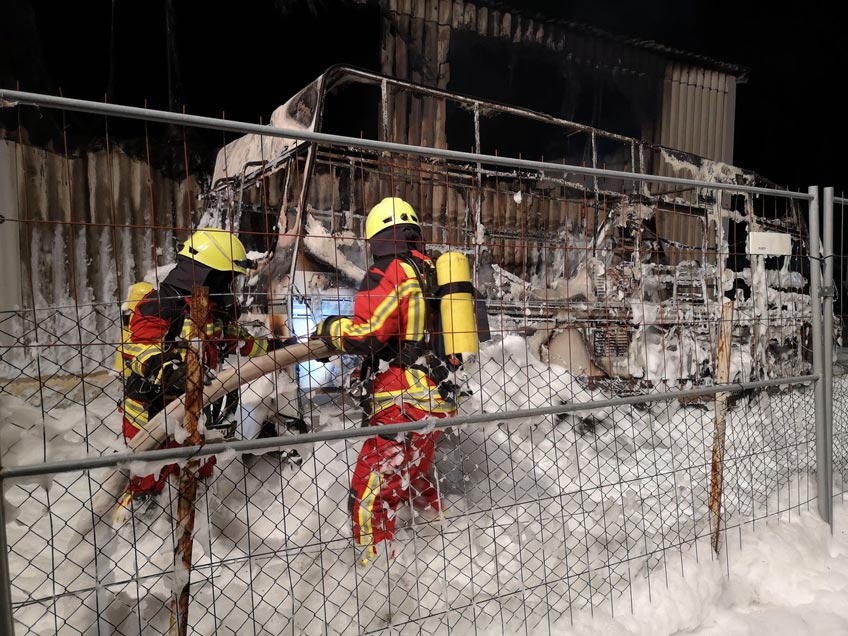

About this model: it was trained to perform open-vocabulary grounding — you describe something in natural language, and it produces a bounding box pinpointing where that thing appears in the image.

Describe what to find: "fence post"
[0,474,16,636]
[710,298,733,554]
[169,285,208,636]
[809,186,831,526]
[823,187,835,529]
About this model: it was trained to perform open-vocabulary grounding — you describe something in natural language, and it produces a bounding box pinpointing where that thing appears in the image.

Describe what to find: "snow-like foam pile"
[0,335,821,635]
[557,503,848,636]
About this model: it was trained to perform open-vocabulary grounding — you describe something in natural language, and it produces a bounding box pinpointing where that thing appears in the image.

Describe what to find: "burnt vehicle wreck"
[197,66,812,397]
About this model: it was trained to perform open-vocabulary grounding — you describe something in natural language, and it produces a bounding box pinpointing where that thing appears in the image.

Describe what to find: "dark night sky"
[3,0,847,193]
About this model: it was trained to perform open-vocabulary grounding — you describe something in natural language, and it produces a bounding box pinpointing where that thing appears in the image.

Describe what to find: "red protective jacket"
[320,250,455,416]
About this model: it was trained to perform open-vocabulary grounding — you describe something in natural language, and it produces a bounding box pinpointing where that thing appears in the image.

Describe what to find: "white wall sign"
[748,231,792,256]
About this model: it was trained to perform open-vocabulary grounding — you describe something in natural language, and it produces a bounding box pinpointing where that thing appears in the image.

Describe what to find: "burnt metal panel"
[660,62,736,164]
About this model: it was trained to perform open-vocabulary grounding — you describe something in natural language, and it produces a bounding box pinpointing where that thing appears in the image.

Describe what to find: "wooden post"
[169,285,207,636]
[709,298,733,554]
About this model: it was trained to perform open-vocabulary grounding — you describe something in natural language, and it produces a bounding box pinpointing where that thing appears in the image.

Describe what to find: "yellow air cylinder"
[436,252,478,356]
[113,326,133,377]
[114,282,153,376]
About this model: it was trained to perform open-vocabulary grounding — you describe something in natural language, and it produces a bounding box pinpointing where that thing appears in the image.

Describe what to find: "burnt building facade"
[375,0,745,167]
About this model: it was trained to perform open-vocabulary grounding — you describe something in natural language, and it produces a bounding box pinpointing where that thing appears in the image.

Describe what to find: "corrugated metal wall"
[2,140,198,312]
[659,63,737,164]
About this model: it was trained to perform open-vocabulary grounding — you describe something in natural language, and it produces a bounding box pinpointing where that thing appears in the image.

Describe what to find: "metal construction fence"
[0,88,840,636]
[830,193,848,505]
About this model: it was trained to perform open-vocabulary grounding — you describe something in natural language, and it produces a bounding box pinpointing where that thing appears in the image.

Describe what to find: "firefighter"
[114,229,280,525]
[312,197,457,565]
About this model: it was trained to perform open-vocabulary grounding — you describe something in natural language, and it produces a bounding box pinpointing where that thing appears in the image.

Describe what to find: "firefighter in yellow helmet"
[113,228,281,525]
[312,197,461,564]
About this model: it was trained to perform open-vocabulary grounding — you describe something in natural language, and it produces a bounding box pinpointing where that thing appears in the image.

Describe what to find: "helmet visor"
[233,258,255,273]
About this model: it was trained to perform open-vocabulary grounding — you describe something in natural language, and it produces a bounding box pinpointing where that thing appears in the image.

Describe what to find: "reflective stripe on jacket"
[326,250,455,416]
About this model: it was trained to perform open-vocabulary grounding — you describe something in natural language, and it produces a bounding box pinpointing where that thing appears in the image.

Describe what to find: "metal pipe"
[0,88,812,201]
[340,66,641,145]
[0,375,818,480]
[0,477,17,636]
[809,186,829,526]
[824,187,835,529]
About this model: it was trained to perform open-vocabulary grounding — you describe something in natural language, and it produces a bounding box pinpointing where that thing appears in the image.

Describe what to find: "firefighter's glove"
[157,359,188,398]
[310,316,343,363]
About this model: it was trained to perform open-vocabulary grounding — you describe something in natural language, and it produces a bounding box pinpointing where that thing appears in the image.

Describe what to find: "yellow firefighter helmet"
[177,229,250,275]
[364,197,421,240]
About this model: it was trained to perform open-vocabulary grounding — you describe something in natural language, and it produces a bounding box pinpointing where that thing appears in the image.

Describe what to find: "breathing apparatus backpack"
[432,251,490,366]
[114,281,154,378]
[346,250,490,422]
[402,251,490,374]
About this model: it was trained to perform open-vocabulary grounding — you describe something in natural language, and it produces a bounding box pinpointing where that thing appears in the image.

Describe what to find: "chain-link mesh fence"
[830,195,848,506]
[1,372,818,635]
[0,82,827,635]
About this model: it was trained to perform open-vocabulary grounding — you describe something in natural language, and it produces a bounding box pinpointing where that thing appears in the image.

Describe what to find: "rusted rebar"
[169,285,207,636]
[709,298,734,554]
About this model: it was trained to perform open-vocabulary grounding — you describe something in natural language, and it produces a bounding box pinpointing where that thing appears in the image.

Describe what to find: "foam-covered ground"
[560,503,848,636]
[1,336,819,635]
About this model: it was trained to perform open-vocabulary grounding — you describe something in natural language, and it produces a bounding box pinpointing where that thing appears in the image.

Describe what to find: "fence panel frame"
[0,88,835,636]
